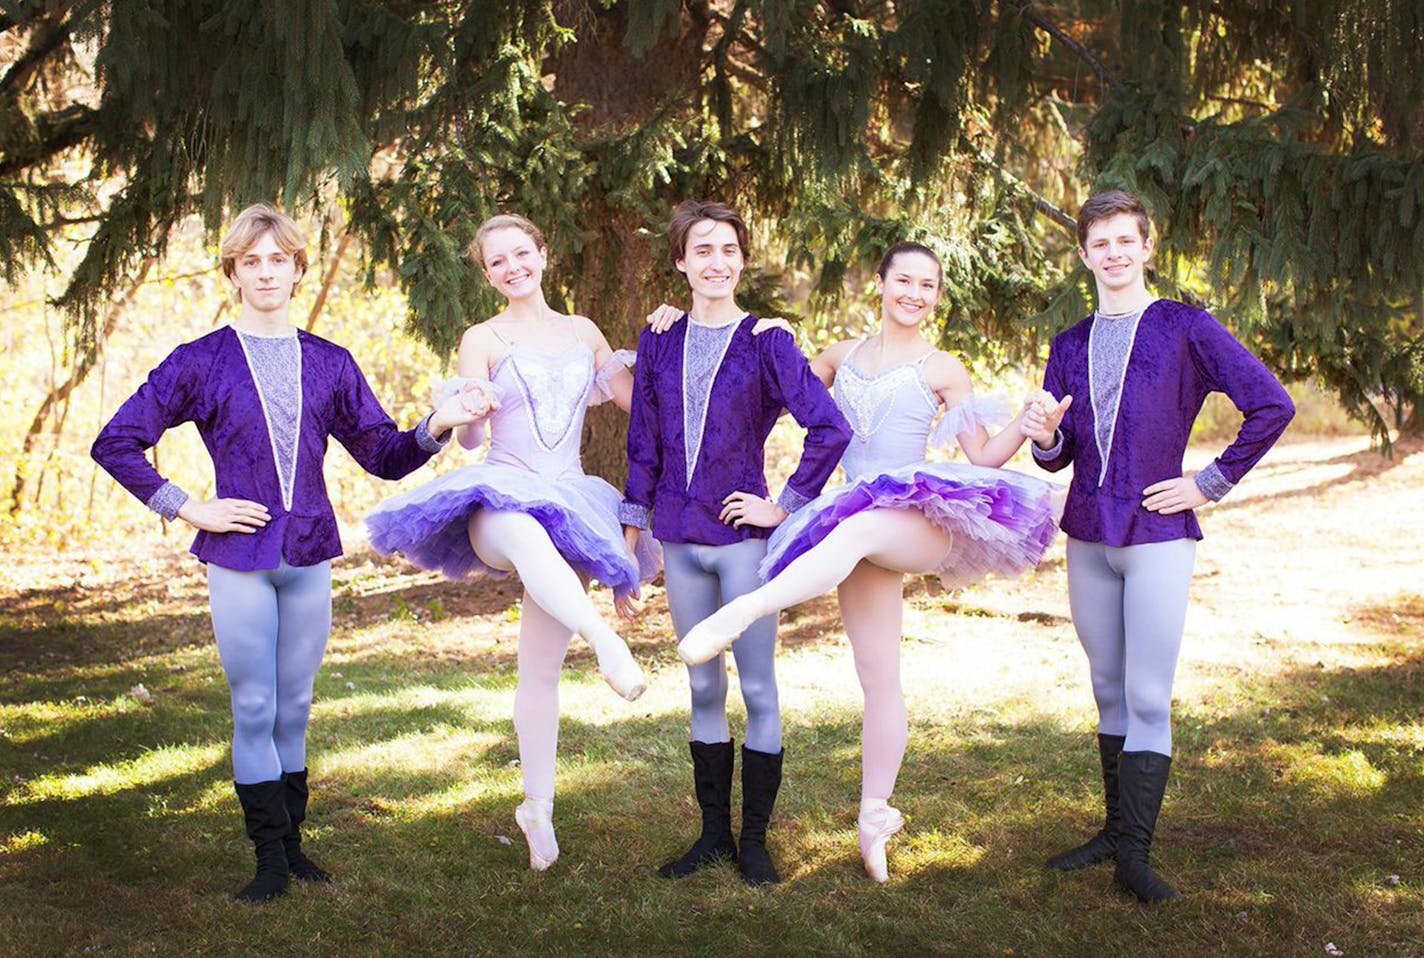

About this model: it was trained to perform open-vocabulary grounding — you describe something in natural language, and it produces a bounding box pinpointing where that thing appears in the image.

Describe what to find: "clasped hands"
[1017,388,1207,515]
[430,380,499,436]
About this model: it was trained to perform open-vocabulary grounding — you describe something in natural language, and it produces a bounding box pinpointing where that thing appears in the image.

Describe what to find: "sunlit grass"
[1,437,1421,955]
[8,741,225,805]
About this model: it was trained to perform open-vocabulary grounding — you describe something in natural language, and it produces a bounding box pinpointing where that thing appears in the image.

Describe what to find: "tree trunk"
[554,3,709,488]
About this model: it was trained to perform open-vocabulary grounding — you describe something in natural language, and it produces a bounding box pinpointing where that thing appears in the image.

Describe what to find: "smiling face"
[875,250,942,329]
[229,232,304,315]
[1078,211,1153,295]
[479,225,548,301]
[675,219,745,301]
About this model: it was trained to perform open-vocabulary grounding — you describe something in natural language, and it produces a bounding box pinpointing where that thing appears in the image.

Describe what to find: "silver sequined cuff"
[415,413,449,453]
[1031,429,1064,460]
[1194,462,1234,502]
[146,481,190,522]
[777,486,813,514]
[618,501,651,529]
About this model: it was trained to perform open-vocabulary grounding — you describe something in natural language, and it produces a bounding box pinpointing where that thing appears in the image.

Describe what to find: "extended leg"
[678,509,949,665]
[469,509,645,700]
[512,594,573,871]
[839,559,909,883]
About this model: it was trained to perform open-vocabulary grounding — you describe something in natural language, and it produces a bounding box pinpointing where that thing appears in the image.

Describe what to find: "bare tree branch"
[1017,3,1123,93]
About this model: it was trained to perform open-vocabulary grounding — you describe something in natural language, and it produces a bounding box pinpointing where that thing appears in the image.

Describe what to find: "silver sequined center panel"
[1087,303,1150,486]
[682,320,739,486]
[236,330,301,511]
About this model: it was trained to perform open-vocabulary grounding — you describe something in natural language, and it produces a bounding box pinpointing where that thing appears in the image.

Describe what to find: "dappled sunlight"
[1264,742,1387,800]
[0,829,48,855]
[6,741,225,806]
[313,683,512,727]
[319,725,505,784]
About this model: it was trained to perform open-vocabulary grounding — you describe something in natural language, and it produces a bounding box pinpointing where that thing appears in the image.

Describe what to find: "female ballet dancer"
[676,242,1062,883]
[92,204,482,902]
[366,214,659,872]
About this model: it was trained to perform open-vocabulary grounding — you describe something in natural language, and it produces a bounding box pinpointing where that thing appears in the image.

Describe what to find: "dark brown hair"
[876,241,943,289]
[1076,189,1150,248]
[667,200,749,268]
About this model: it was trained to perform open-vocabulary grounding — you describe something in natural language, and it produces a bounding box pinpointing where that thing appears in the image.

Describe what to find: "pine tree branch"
[1017,3,1122,93]
[972,150,1077,236]
[0,12,73,97]
[0,103,101,176]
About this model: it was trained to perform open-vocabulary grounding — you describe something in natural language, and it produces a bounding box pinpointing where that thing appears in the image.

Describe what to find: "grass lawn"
[2,435,1421,957]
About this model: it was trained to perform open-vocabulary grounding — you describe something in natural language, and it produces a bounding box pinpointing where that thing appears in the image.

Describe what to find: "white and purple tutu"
[761,461,1060,590]
[366,344,659,598]
[760,344,1060,589]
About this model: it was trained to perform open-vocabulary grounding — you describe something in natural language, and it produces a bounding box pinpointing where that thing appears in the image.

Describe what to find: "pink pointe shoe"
[858,800,905,884]
[515,797,559,871]
[677,596,761,666]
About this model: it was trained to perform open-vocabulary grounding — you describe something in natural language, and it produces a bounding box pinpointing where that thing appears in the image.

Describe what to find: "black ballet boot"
[1046,733,1125,871]
[738,746,783,887]
[233,780,292,903]
[281,769,333,883]
[658,740,738,878]
[1114,750,1184,903]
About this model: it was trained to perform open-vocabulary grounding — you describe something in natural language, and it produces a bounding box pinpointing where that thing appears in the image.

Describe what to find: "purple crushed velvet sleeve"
[1032,337,1074,472]
[330,352,435,480]
[91,343,206,505]
[621,326,662,526]
[1186,312,1294,485]
[758,329,851,503]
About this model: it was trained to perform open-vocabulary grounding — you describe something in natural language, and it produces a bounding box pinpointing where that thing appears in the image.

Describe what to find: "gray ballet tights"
[1065,537,1196,756]
[208,559,332,784]
[661,539,782,753]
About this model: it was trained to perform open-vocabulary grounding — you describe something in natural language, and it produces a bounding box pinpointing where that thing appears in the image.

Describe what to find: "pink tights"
[721,509,951,800]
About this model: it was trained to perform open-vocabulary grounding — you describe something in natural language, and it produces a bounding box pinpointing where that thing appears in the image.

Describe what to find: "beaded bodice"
[484,343,595,478]
[833,351,940,482]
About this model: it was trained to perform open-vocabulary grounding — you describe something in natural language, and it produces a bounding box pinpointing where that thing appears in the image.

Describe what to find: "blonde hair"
[468,213,546,263]
[219,204,309,299]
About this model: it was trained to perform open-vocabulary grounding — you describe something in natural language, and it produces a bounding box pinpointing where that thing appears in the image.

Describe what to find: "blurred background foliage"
[0,0,1411,543]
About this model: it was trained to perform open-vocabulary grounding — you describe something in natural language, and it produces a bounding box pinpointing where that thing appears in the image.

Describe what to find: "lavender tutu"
[366,342,658,598]
[760,462,1060,590]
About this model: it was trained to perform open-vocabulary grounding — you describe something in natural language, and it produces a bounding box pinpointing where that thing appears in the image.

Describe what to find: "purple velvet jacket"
[622,315,851,545]
[1034,299,1294,546]
[91,326,435,570]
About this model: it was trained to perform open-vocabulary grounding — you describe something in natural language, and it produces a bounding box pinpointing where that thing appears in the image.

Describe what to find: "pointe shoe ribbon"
[858,803,905,884]
[515,798,559,872]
